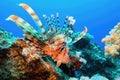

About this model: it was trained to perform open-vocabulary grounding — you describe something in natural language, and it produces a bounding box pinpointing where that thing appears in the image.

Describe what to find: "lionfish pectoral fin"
[19,3,46,36]
[6,15,40,39]
[56,61,62,67]
[72,26,88,43]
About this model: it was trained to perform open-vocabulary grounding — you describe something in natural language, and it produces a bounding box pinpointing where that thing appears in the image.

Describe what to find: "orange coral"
[102,23,120,57]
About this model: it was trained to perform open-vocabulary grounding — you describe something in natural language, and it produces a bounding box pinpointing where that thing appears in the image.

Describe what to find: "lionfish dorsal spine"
[43,15,53,31]
[63,16,69,28]
[56,12,60,27]
[43,14,58,33]
[51,14,56,27]
[72,26,88,43]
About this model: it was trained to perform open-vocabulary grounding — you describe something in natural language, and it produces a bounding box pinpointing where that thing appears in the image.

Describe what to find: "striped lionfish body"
[6,3,87,66]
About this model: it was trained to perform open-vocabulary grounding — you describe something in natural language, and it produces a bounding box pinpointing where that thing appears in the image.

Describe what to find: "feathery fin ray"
[19,3,46,35]
[73,26,88,43]
[6,15,40,39]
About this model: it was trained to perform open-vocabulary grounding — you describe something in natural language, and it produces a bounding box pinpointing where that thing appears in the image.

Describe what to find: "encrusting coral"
[102,23,120,57]
[6,3,87,66]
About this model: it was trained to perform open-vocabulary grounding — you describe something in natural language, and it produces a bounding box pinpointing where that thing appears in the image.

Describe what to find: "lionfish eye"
[62,42,66,45]
[49,40,54,44]
[60,47,65,51]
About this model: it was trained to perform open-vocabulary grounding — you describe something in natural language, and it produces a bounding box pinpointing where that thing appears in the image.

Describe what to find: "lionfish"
[6,3,87,66]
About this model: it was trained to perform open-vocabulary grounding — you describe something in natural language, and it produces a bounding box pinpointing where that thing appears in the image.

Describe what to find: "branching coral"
[6,3,87,66]
[102,23,120,57]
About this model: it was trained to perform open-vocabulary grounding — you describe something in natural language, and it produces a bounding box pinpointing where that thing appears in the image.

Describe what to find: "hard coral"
[6,3,87,66]
[0,38,59,80]
[0,28,16,49]
[102,23,120,57]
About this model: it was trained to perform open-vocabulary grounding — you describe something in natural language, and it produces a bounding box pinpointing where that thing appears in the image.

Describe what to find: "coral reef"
[59,35,116,80]
[102,23,120,57]
[0,3,87,80]
[0,3,120,80]
[69,74,109,80]
[79,74,108,80]
[102,23,120,79]
[0,28,16,49]
[0,41,59,80]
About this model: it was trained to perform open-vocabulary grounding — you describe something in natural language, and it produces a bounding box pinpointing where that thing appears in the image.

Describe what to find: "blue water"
[0,0,120,49]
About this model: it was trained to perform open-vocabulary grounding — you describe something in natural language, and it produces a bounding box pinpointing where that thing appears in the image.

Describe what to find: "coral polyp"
[6,3,87,66]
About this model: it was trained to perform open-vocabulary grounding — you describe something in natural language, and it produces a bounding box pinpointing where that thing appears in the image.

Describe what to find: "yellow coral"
[102,23,120,57]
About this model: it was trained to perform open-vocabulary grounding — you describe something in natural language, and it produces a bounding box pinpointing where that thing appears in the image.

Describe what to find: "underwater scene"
[0,0,120,80]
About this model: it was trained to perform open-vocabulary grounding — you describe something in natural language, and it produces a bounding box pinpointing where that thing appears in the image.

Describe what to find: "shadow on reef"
[73,34,91,49]
[59,34,116,80]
